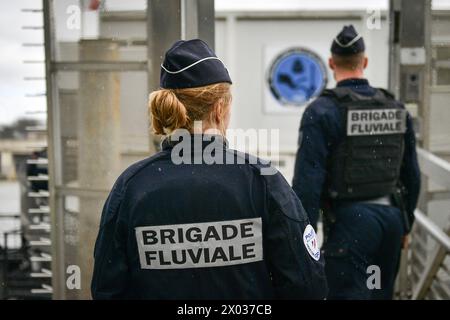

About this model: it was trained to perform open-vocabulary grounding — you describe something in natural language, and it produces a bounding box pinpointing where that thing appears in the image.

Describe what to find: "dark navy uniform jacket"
[292,78,421,229]
[91,135,328,299]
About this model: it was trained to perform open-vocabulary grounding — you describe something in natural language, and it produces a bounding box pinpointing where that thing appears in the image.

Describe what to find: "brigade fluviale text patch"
[135,218,263,269]
[347,109,407,136]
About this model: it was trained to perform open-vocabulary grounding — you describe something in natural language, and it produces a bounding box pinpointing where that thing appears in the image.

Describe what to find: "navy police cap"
[160,39,232,89]
[331,25,365,56]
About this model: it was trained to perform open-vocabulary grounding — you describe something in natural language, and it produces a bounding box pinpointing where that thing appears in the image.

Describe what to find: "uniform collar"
[161,133,228,151]
[336,78,369,87]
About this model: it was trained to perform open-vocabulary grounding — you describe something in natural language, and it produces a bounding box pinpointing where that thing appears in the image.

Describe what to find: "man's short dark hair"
[332,52,365,70]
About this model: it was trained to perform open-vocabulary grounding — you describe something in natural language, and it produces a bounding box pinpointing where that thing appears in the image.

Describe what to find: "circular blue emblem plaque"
[268,48,327,107]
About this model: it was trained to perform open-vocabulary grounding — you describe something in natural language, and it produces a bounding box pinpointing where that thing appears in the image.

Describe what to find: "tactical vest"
[323,87,407,200]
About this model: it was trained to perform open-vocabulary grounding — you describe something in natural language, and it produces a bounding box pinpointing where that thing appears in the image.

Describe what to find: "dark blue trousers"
[323,203,404,300]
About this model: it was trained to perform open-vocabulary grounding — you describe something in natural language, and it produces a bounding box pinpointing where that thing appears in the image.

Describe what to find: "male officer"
[292,25,421,299]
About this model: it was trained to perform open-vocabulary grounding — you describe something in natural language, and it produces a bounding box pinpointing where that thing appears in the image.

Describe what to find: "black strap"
[377,88,396,100]
[321,87,395,104]
[321,87,352,100]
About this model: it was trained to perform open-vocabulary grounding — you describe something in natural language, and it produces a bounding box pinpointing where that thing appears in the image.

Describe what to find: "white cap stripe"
[161,56,222,74]
[334,33,362,48]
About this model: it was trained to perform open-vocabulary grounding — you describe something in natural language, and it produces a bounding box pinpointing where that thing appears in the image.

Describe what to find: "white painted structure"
[50,0,450,181]
[214,10,390,154]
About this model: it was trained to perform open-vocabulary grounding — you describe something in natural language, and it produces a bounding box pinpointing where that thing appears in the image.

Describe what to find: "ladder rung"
[31,268,52,278]
[26,126,47,131]
[27,175,49,181]
[22,26,44,30]
[30,253,52,262]
[23,60,45,64]
[29,223,51,232]
[31,284,53,294]
[26,110,47,115]
[21,9,43,13]
[26,158,48,165]
[0,213,20,219]
[24,77,45,81]
[25,144,48,150]
[29,238,51,246]
[28,191,50,198]
[28,206,50,214]
[25,93,46,97]
[22,43,44,47]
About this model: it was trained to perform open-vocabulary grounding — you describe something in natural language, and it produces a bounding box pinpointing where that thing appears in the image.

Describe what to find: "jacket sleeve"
[264,171,328,299]
[292,99,338,229]
[91,179,130,299]
[399,111,421,228]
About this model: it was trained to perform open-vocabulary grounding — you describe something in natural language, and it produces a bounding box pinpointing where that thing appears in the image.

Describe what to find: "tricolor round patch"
[303,224,320,261]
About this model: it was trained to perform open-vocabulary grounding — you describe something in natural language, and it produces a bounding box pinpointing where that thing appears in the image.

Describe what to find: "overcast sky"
[0,0,46,125]
[1,0,449,126]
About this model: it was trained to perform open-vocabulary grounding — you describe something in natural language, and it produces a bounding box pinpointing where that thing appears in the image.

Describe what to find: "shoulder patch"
[303,224,320,261]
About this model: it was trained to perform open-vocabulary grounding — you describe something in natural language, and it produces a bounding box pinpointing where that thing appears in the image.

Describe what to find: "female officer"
[91,39,327,299]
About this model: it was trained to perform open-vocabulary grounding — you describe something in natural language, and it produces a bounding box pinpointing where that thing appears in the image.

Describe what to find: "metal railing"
[23,1,52,297]
[397,148,450,300]
[0,212,52,300]
[271,147,450,300]
[409,210,450,299]
[0,214,21,299]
